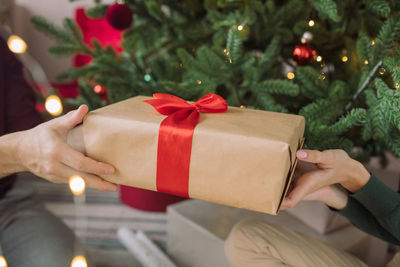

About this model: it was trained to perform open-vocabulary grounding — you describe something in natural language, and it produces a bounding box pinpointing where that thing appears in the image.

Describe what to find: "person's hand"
[281,149,370,210]
[16,105,118,191]
[281,160,348,210]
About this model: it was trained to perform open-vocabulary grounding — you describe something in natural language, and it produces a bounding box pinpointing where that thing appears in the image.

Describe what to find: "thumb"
[56,105,89,130]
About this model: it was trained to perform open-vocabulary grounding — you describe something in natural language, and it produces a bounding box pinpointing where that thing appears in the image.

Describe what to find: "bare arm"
[0,105,117,191]
[0,131,26,177]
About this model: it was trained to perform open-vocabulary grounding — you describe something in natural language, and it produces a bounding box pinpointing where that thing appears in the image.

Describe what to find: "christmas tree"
[31,0,400,162]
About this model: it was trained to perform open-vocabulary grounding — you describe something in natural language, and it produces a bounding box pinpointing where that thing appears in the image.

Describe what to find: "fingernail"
[297,150,307,159]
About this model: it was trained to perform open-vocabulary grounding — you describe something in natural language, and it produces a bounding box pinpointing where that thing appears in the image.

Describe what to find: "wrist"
[0,131,28,177]
[342,160,370,193]
[13,131,28,172]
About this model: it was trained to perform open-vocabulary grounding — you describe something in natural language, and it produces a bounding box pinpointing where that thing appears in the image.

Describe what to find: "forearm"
[349,174,400,242]
[337,197,400,245]
[0,131,26,178]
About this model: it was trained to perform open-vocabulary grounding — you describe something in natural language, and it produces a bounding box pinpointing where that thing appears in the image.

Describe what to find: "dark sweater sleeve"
[4,40,43,133]
[337,174,400,245]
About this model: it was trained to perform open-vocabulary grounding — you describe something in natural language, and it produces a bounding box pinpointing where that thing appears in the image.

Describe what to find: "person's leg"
[225,219,367,267]
[0,176,89,267]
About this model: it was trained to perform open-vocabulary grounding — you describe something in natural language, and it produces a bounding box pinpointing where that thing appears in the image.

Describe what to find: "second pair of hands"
[281,149,371,211]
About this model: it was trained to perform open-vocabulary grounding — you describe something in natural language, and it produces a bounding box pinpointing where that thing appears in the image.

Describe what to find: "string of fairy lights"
[284,18,398,90]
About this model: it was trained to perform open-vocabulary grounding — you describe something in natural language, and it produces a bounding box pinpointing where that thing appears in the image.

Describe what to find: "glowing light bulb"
[239,105,246,109]
[287,72,295,80]
[371,40,375,46]
[94,85,107,94]
[144,74,152,82]
[341,56,348,62]
[71,256,87,267]
[395,83,399,89]
[7,35,27,54]
[364,60,369,65]
[196,80,202,85]
[0,256,7,267]
[308,20,315,27]
[316,56,322,62]
[237,25,244,31]
[69,175,85,196]
[45,95,63,116]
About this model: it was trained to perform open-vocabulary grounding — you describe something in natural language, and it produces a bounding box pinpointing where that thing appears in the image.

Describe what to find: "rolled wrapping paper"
[117,227,177,267]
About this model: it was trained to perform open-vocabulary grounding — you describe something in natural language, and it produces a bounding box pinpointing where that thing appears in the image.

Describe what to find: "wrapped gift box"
[68,95,305,215]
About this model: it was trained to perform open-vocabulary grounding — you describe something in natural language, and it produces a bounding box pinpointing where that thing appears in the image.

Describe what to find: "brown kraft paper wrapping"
[67,96,305,215]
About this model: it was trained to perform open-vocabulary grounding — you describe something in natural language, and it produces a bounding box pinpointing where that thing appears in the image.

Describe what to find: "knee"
[224,219,264,262]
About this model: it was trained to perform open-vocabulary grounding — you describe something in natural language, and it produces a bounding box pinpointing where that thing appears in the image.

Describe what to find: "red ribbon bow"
[144,93,228,197]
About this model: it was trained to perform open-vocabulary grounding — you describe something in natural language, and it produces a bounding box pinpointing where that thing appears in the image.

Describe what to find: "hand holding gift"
[281,149,371,210]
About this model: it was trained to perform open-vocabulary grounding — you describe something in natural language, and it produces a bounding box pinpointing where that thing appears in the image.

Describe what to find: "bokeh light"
[287,72,295,80]
[45,95,63,116]
[71,256,87,267]
[94,85,106,94]
[7,35,27,54]
[0,256,7,267]
[69,175,86,196]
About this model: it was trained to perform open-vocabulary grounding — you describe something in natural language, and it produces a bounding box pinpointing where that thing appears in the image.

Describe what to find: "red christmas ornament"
[106,3,133,30]
[293,42,316,65]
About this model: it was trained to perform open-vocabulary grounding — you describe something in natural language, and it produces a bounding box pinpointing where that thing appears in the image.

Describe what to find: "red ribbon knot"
[144,93,228,197]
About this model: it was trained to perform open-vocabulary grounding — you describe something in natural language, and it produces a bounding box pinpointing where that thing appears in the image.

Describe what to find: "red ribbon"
[144,93,228,197]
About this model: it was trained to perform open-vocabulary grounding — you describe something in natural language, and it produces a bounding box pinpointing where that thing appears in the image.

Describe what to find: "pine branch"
[307,0,340,22]
[226,26,243,64]
[345,60,382,112]
[356,32,371,63]
[363,0,391,18]
[255,80,299,96]
[85,4,108,18]
[259,36,280,71]
[30,16,72,44]
[330,108,367,135]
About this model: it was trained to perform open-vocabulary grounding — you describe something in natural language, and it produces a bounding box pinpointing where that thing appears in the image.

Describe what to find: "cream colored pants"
[225,219,400,267]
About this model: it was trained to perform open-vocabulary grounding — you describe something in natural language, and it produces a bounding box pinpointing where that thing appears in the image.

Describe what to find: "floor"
[33,177,169,267]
